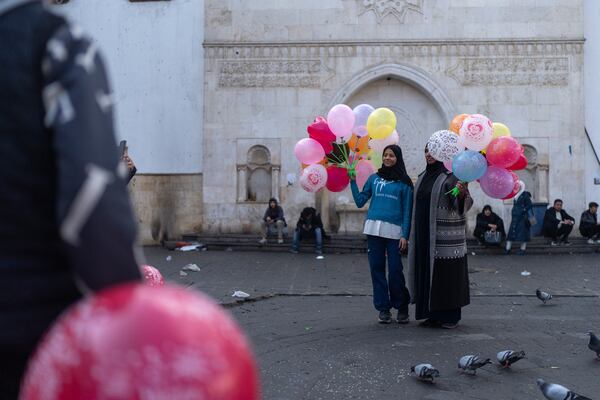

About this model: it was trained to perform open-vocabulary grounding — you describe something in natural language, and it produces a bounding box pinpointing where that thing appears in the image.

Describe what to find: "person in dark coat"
[579,202,600,244]
[0,2,142,396]
[407,145,472,329]
[473,205,506,245]
[259,198,286,244]
[542,199,575,245]
[290,207,324,254]
[505,189,533,255]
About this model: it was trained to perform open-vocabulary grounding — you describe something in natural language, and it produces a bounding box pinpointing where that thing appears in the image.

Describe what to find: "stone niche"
[236,138,281,204]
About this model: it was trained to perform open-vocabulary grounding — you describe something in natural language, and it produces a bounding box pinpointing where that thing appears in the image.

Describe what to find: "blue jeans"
[366,235,410,312]
[292,228,322,252]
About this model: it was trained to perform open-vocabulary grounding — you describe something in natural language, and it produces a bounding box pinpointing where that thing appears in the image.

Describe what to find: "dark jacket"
[473,211,506,241]
[543,207,574,237]
[0,0,141,376]
[579,210,598,235]
[263,205,286,225]
[507,191,533,242]
[295,207,324,234]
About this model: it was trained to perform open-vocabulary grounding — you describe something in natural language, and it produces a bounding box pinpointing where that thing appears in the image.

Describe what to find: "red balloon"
[502,171,521,200]
[485,136,521,168]
[507,154,528,170]
[307,116,335,154]
[142,264,164,287]
[21,284,260,400]
[326,165,350,192]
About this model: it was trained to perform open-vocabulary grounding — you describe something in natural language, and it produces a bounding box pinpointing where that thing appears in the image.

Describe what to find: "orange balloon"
[348,134,370,156]
[449,114,469,134]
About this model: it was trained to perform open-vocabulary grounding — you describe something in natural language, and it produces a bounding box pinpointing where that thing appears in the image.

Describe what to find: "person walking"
[350,145,413,324]
[407,146,472,329]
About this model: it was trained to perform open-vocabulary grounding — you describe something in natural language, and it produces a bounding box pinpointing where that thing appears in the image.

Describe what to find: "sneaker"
[258,238,267,245]
[440,322,458,329]
[378,310,392,324]
[277,238,284,244]
[588,238,595,245]
[289,249,298,254]
[396,310,409,324]
[550,241,559,246]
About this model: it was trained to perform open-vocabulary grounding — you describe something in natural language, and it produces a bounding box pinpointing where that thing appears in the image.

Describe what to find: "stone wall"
[129,174,203,245]
[204,0,585,233]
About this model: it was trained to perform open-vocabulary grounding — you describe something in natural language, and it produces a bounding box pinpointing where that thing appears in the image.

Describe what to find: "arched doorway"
[320,64,454,232]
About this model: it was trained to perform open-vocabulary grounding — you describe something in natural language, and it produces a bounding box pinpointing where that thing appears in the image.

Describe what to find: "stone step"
[181,233,599,255]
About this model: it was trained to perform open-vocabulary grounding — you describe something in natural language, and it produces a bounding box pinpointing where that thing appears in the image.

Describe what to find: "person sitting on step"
[258,198,286,245]
[473,205,506,246]
[579,201,600,244]
[290,207,323,255]
[542,199,575,246]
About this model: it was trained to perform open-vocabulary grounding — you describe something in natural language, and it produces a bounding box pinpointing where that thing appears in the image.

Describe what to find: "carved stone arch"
[326,62,456,123]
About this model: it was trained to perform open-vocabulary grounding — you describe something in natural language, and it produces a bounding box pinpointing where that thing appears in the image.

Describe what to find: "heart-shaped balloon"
[307,116,335,154]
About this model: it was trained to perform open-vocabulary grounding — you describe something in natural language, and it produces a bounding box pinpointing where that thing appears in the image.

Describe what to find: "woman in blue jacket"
[350,144,413,324]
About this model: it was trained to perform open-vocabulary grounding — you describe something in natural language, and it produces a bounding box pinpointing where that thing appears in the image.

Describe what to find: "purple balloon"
[479,166,514,199]
[352,104,374,137]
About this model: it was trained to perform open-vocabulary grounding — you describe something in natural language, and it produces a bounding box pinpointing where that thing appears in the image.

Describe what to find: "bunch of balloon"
[295,104,398,193]
[429,114,528,200]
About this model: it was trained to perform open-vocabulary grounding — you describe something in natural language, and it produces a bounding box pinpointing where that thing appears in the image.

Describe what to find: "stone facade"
[203,0,585,234]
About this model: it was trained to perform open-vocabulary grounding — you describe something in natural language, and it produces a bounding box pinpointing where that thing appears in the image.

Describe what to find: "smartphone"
[119,140,127,157]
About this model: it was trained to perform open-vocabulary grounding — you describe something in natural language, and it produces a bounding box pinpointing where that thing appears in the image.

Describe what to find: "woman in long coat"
[407,146,473,329]
[505,190,533,255]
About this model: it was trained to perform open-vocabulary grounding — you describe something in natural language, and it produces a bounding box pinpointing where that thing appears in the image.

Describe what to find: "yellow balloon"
[492,122,511,139]
[367,108,396,140]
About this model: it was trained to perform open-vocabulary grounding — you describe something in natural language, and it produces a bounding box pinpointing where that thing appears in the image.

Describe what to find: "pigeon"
[410,363,440,382]
[458,355,491,374]
[536,378,592,400]
[496,350,526,368]
[536,289,553,304]
[587,331,600,358]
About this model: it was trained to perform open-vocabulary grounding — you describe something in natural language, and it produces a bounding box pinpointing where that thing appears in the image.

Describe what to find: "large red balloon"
[507,154,528,170]
[485,136,521,168]
[326,165,350,192]
[142,264,165,287]
[307,116,335,154]
[20,284,260,400]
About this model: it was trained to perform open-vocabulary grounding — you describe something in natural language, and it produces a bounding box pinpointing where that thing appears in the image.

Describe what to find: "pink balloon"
[326,165,350,192]
[486,136,522,168]
[142,265,164,287]
[294,138,325,164]
[356,160,376,190]
[479,166,514,199]
[327,104,355,139]
[502,171,521,200]
[443,160,453,172]
[300,164,327,192]
[459,114,493,151]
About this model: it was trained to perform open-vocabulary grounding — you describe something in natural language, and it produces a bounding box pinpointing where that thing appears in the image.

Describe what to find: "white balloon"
[426,130,464,162]
[300,164,327,193]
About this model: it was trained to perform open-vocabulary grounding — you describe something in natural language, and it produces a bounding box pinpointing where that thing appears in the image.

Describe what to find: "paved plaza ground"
[144,247,600,399]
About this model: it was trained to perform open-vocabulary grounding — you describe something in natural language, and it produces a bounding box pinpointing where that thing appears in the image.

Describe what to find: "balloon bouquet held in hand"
[349,145,413,325]
[406,145,473,330]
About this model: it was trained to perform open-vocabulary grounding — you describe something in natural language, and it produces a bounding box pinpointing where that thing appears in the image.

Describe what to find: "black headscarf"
[376,144,413,188]
[417,145,447,201]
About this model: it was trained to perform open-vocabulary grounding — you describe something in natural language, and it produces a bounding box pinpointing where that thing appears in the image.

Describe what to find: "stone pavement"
[143,247,600,399]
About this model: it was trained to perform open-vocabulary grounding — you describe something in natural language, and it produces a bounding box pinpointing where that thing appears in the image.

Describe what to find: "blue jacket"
[350,174,413,239]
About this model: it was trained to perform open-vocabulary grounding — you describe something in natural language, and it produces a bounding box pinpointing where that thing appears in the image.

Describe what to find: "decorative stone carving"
[219,60,321,88]
[359,0,423,23]
[205,40,583,62]
[447,57,569,86]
